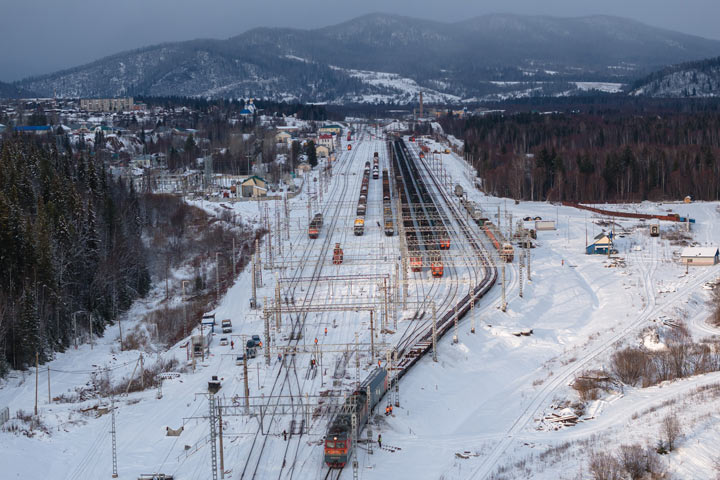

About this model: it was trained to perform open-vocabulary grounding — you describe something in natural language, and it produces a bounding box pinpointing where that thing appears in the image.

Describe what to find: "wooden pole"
[47,366,51,403]
[34,352,39,416]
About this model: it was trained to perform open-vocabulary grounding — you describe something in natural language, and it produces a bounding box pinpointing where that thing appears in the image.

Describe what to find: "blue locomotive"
[324,367,388,468]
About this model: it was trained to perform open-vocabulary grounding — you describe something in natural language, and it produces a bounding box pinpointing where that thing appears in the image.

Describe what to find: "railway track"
[389,138,497,379]
[239,133,363,479]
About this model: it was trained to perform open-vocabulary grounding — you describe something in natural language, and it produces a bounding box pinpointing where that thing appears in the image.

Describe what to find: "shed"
[316,145,330,158]
[680,247,719,266]
[586,232,614,255]
[241,175,267,198]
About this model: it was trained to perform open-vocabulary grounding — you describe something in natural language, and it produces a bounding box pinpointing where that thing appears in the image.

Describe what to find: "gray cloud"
[2,0,720,81]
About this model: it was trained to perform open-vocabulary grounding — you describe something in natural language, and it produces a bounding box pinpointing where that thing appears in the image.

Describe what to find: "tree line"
[441,111,720,202]
[0,134,151,373]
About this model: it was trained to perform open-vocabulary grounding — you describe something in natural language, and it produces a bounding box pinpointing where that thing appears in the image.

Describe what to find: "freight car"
[324,368,388,468]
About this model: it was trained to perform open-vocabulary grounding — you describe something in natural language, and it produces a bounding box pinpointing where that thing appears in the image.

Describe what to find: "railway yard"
[2,123,720,479]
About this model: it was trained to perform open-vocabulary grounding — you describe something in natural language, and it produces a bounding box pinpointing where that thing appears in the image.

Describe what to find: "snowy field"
[1,126,720,480]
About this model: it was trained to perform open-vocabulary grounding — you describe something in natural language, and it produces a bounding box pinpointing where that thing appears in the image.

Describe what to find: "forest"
[440,110,720,202]
[0,134,150,373]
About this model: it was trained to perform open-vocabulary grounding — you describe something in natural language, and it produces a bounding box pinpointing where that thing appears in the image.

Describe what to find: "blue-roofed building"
[15,125,52,134]
[586,232,615,255]
[240,99,257,117]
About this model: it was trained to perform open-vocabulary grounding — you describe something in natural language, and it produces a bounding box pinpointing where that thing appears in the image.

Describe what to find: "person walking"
[283,430,287,441]
[378,434,382,449]
[230,340,234,350]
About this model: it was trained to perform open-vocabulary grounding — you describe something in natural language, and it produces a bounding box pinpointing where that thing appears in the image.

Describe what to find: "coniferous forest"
[0,135,150,373]
[441,110,720,202]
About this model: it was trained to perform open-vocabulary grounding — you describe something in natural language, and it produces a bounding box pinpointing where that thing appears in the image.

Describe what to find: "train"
[354,217,365,236]
[381,168,395,236]
[391,138,447,277]
[332,243,343,264]
[347,144,352,151]
[483,221,514,262]
[460,198,488,226]
[324,367,388,468]
[308,213,323,239]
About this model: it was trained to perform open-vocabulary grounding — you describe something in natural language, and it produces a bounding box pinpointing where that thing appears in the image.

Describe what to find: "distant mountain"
[631,56,720,97]
[15,13,720,103]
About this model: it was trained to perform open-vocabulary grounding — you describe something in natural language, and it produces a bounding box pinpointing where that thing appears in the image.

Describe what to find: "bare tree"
[589,451,623,480]
[619,444,645,480]
[611,347,648,386]
[661,412,682,451]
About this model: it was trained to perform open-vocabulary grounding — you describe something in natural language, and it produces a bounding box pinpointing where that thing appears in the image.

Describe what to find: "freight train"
[381,168,394,236]
[324,367,388,468]
[391,139,447,276]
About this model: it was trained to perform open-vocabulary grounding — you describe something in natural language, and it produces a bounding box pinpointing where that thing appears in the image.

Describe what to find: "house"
[316,145,330,158]
[586,232,614,255]
[241,175,267,198]
[317,134,335,151]
[275,131,292,146]
[319,124,343,135]
[680,247,719,266]
[296,162,312,175]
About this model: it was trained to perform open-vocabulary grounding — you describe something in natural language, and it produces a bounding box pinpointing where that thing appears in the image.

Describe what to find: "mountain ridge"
[14,13,720,103]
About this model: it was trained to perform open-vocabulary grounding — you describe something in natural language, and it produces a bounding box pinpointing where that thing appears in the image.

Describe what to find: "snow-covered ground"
[2,128,720,480]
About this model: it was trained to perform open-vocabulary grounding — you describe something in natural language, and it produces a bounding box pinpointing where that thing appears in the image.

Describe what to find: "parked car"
[235,354,245,365]
[219,337,229,346]
[221,319,232,334]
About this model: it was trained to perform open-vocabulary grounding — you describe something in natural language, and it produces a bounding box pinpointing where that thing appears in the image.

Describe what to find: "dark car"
[252,335,262,347]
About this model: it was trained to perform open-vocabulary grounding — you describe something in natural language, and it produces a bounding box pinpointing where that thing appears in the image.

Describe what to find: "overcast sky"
[2,0,720,82]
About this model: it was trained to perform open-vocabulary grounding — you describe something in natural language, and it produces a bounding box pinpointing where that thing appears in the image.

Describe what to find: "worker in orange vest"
[324,327,327,336]
[314,337,318,345]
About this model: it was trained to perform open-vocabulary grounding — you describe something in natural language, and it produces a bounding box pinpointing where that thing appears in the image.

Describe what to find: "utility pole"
[182,280,190,339]
[383,278,389,332]
[453,305,459,343]
[232,237,236,278]
[47,366,51,403]
[34,352,39,416]
[501,263,507,312]
[208,394,218,480]
[263,297,270,366]
[519,250,524,298]
[526,236,531,282]
[432,303,438,362]
[366,385,373,455]
[111,394,118,478]
[216,252,221,303]
[470,294,476,334]
[140,354,145,389]
[369,311,375,363]
[243,339,250,413]
[251,241,258,309]
[218,397,225,479]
